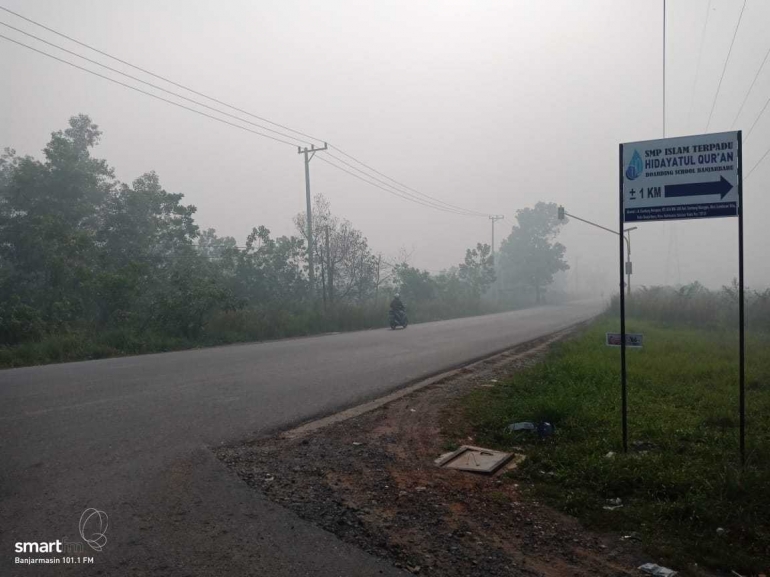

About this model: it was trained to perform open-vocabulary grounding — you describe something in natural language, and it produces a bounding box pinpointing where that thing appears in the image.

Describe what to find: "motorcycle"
[389,308,408,330]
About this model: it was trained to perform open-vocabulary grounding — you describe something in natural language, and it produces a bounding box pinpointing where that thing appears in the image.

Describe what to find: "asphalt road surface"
[0,300,604,576]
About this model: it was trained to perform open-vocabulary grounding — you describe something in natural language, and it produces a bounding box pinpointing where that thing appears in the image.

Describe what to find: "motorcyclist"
[390,293,405,313]
[388,293,408,329]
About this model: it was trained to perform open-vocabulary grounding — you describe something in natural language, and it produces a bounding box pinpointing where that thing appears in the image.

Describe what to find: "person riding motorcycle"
[388,293,408,329]
[390,293,405,313]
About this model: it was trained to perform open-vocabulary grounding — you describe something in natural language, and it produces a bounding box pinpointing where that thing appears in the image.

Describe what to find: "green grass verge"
[459,318,770,572]
[0,301,523,369]
[0,329,197,368]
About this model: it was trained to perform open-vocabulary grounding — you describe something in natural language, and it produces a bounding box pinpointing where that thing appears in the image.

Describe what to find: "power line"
[0,34,301,147]
[744,90,770,141]
[744,145,770,181]
[316,156,485,217]
[318,155,482,216]
[0,20,312,146]
[323,150,487,217]
[731,44,770,129]
[0,7,493,219]
[705,0,747,131]
[0,4,325,146]
[3,33,489,218]
[327,145,488,216]
[686,0,712,132]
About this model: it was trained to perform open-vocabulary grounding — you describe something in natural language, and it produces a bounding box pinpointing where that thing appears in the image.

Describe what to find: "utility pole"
[298,142,328,296]
[325,225,333,305]
[489,215,504,303]
[488,215,505,263]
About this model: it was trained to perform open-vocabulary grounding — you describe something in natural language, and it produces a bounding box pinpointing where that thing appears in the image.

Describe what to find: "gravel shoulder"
[216,325,649,577]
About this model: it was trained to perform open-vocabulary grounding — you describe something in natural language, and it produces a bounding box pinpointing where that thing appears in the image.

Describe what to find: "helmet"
[394,293,400,298]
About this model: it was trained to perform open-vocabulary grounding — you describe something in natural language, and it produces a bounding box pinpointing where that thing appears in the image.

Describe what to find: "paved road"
[0,301,603,576]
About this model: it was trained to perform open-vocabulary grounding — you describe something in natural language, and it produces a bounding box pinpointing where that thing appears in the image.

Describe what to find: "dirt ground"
[216,328,650,577]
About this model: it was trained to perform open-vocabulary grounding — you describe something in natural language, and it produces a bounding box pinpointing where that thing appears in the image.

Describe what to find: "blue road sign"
[622,132,740,222]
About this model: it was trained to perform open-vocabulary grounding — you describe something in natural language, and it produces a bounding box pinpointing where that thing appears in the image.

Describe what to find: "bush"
[611,282,770,333]
[0,296,47,345]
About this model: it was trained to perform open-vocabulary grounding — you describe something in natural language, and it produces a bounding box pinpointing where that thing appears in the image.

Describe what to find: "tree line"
[0,115,569,363]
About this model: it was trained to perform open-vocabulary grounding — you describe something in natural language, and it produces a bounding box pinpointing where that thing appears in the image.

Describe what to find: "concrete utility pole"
[298,143,328,294]
[488,215,504,264]
[489,215,504,303]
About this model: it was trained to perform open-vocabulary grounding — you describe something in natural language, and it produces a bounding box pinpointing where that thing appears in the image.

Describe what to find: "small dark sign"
[606,333,643,347]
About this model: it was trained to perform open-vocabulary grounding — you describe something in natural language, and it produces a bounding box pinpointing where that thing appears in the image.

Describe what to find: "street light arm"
[564,211,620,237]
[560,208,634,256]
[557,206,636,296]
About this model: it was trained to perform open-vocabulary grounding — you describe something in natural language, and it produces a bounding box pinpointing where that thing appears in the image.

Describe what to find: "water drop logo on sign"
[625,150,643,180]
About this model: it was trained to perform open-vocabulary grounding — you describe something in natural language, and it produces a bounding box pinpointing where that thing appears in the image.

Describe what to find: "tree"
[95,171,203,327]
[148,251,238,338]
[393,264,436,302]
[197,228,238,260]
[458,243,496,299]
[0,116,242,341]
[232,225,308,306]
[0,115,115,337]
[294,194,377,307]
[497,202,569,304]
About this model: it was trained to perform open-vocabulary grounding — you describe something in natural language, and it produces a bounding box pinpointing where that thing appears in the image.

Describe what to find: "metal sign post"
[738,135,745,466]
[619,131,744,462]
[618,145,628,453]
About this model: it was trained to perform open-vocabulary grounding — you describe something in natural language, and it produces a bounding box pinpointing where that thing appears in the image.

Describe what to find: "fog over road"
[0,300,603,576]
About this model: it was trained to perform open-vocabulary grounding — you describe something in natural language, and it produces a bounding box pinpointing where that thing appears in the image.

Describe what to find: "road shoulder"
[121,446,407,577]
[216,322,645,577]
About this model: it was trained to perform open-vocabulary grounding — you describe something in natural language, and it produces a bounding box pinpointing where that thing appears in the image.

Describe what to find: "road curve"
[0,300,603,576]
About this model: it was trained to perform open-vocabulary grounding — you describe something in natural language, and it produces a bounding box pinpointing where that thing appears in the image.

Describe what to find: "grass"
[458,318,770,573]
[0,329,197,368]
[0,299,522,369]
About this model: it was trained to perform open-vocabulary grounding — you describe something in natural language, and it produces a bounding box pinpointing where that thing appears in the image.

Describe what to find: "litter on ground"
[506,421,555,439]
[508,421,535,432]
[638,563,677,577]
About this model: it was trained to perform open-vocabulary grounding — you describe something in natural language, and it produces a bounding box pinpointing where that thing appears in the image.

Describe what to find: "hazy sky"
[2,0,769,291]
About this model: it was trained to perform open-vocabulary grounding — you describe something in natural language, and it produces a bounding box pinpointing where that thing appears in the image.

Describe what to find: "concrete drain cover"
[435,445,514,474]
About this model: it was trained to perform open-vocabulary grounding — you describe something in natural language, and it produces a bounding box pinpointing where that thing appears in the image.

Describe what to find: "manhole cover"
[435,445,514,474]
